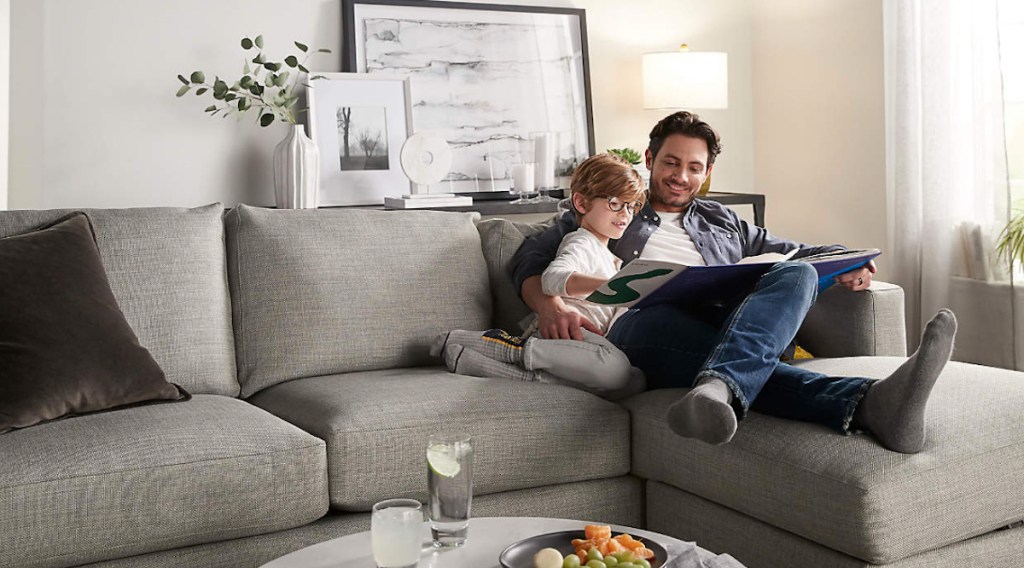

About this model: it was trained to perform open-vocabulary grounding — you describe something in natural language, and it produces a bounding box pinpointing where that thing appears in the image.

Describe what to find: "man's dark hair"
[647,111,722,166]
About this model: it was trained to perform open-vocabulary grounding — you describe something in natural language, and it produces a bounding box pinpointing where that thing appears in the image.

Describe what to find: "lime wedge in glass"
[427,444,461,477]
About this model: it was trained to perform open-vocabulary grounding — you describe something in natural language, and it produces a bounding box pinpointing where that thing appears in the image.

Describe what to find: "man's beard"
[649,179,694,209]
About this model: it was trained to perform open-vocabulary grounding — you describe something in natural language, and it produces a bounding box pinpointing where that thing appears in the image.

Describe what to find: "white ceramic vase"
[273,124,319,209]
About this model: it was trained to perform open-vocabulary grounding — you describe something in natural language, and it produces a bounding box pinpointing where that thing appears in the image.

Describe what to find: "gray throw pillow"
[0,212,189,434]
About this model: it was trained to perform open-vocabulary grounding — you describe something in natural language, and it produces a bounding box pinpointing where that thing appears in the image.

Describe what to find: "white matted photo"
[308,73,413,206]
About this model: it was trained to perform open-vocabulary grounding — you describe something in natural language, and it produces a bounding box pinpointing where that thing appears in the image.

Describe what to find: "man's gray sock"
[430,329,524,363]
[442,343,538,382]
[666,377,738,445]
[854,308,957,454]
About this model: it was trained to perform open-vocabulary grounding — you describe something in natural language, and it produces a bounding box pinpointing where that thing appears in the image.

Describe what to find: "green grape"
[563,554,582,568]
[637,559,651,568]
[603,555,618,567]
[585,561,607,568]
[616,563,636,568]
[587,548,604,561]
[612,551,635,562]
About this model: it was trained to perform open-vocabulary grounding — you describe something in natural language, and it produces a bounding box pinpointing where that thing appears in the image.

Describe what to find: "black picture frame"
[342,0,595,192]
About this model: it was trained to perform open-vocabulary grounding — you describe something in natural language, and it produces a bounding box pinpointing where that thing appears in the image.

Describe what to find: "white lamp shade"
[643,51,728,110]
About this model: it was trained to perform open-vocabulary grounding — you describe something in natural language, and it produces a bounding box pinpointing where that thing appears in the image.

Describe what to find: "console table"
[387,191,766,227]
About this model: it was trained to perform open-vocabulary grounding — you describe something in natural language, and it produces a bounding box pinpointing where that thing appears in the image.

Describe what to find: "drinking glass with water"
[426,434,473,548]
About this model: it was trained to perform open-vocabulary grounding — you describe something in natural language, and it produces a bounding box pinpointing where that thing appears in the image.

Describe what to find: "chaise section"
[248,367,631,511]
[0,395,328,568]
[626,357,1024,566]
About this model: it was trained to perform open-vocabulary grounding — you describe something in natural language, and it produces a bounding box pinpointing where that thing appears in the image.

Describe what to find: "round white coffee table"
[260,516,715,568]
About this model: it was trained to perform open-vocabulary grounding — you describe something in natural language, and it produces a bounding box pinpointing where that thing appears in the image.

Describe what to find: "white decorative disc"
[400,133,452,186]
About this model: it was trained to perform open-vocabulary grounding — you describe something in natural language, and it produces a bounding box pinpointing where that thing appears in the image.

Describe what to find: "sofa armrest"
[796,281,908,358]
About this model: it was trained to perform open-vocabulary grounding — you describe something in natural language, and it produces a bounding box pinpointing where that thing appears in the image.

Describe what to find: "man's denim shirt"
[511,198,845,295]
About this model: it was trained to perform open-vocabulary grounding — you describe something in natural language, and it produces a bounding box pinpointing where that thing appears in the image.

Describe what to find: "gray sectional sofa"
[1,203,1022,568]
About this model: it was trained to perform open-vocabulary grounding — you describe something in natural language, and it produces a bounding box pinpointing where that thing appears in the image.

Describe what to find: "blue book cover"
[586,249,882,309]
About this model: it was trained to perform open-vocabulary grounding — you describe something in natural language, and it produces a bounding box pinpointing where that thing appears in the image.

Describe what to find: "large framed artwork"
[343,0,594,193]
[307,72,414,206]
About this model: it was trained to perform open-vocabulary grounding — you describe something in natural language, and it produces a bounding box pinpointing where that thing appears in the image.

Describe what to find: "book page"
[736,249,797,265]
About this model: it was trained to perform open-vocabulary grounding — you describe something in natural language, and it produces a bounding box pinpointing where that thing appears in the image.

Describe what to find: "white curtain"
[884,0,1012,363]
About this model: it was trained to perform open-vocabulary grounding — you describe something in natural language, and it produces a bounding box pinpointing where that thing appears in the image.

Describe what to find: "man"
[511,111,956,453]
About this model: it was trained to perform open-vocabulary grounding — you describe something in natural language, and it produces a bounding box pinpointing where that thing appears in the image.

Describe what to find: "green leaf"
[265,74,276,87]
[285,55,299,68]
[285,94,300,107]
[298,64,309,73]
[317,48,331,53]
[190,71,205,84]
[177,74,189,85]
[240,75,252,88]
[275,72,289,87]
[254,53,266,65]
[204,105,217,112]
[260,113,275,127]
[238,98,250,111]
[213,79,229,96]
[176,85,191,97]
[242,37,253,50]
[255,35,264,49]
[249,85,261,96]
[295,41,308,52]
[243,61,251,75]
[195,87,208,96]
[224,93,237,102]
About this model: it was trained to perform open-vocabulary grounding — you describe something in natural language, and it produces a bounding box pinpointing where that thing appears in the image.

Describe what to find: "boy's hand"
[834,260,876,292]
[536,302,602,340]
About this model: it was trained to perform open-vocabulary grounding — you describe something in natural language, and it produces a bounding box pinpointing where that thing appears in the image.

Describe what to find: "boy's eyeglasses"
[601,197,643,215]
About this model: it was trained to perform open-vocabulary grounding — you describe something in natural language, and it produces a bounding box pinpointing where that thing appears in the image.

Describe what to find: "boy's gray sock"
[666,377,738,445]
[442,343,538,382]
[853,308,957,454]
[430,329,524,363]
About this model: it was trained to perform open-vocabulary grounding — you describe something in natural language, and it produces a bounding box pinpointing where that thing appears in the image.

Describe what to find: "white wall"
[7,0,754,210]
[751,0,888,272]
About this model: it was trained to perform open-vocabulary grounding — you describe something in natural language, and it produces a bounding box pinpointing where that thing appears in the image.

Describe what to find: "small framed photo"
[343,0,595,193]
[308,72,413,206]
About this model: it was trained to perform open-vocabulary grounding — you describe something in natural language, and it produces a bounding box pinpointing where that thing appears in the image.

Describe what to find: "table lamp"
[643,45,728,194]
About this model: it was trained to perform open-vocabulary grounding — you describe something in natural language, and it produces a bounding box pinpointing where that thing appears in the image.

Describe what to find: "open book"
[585,248,882,309]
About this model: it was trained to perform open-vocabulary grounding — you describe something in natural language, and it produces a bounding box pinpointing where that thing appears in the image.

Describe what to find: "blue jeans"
[606,262,872,433]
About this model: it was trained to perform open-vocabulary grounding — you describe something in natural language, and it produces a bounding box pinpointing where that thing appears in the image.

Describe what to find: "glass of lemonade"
[426,434,473,548]
[371,498,423,568]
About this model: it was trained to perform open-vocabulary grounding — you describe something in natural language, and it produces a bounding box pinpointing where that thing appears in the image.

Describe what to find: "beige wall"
[751,0,888,272]
[7,0,754,210]
[6,0,886,265]
[0,0,8,210]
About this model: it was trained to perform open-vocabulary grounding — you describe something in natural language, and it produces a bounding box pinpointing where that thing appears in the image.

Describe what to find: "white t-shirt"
[640,211,706,266]
[541,228,624,332]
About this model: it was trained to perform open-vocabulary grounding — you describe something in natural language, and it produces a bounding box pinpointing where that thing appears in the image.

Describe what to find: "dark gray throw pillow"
[0,212,189,434]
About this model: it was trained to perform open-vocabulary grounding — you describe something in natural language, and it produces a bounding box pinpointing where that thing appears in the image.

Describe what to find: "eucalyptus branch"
[175,35,331,127]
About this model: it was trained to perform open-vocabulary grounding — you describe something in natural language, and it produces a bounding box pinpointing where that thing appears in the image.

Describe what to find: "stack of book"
[383,193,473,209]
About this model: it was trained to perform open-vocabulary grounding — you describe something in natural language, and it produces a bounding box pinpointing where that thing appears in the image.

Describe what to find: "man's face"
[645,134,713,213]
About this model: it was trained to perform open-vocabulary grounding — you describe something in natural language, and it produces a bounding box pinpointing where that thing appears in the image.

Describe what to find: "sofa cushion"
[225,205,492,397]
[248,367,631,510]
[477,217,552,332]
[0,394,328,568]
[0,204,238,396]
[0,213,189,433]
[626,357,1024,564]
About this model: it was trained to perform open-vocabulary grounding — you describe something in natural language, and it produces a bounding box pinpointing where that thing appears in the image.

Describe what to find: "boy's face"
[574,194,638,242]
[645,134,713,213]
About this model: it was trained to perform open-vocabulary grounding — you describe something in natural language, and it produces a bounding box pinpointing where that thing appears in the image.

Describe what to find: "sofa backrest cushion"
[0,204,239,396]
[476,217,552,332]
[225,205,492,398]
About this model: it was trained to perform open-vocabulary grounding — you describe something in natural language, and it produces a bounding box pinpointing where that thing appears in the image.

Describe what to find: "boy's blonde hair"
[570,153,646,219]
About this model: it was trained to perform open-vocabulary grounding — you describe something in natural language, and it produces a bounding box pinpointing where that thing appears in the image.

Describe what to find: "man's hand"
[834,260,876,292]
[521,275,601,340]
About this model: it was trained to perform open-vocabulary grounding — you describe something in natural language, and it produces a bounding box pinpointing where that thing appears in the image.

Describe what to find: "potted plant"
[606,147,642,165]
[176,35,331,209]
